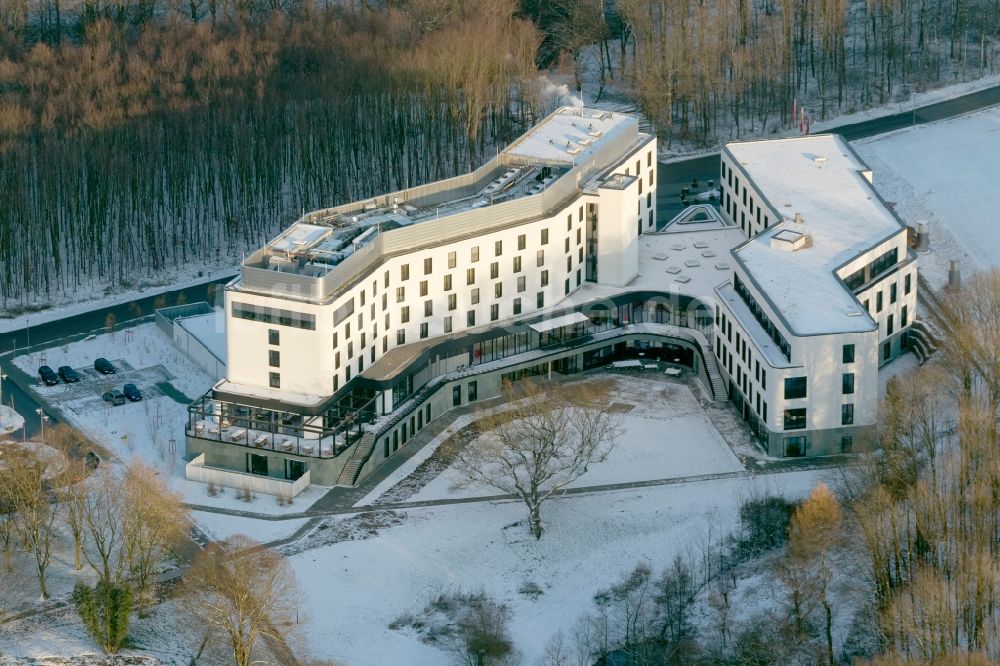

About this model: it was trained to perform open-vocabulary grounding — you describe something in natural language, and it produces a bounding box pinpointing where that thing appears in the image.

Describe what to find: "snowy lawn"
[292,469,827,665]
[855,106,1000,287]
[396,376,743,503]
[190,511,312,544]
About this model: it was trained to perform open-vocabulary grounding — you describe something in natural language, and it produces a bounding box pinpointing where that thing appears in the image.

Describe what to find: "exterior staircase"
[701,346,728,401]
[334,377,447,487]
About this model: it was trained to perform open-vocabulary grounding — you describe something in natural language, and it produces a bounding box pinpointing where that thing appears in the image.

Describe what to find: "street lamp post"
[0,372,6,430]
[35,407,46,442]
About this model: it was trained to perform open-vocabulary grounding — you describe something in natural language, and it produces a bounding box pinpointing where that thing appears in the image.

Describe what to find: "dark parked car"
[58,366,80,383]
[101,389,126,406]
[38,365,59,386]
[123,383,142,402]
[94,358,116,374]
[85,450,100,470]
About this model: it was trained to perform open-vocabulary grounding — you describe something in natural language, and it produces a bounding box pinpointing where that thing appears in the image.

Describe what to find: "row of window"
[781,404,854,431]
[730,275,791,361]
[232,302,316,331]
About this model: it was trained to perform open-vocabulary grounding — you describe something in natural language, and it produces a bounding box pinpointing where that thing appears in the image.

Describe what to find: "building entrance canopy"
[528,311,590,333]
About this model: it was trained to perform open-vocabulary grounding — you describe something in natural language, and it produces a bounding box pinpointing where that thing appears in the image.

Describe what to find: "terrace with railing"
[185,386,377,459]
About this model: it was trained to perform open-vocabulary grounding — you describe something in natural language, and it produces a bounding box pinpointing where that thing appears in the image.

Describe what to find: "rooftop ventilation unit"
[770,229,811,252]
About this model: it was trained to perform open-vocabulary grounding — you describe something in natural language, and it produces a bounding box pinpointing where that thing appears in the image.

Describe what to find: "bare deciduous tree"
[184,534,299,666]
[0,445,59,600]
[455,379,622,539]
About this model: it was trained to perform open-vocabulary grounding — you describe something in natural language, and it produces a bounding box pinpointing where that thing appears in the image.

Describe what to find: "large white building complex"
[184,107,916,493]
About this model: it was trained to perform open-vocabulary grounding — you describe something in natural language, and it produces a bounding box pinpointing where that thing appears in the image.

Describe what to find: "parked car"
[94,358,116,374]
[85,450,100,470]
[101,389,126,406]
[38,365,59,386]
[57,366,80,383]
[123,383,142,402]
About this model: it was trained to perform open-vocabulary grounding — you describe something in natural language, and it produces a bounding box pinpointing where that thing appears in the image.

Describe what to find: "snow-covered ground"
[292,469,828,665]
[855,105,1000,288]
[190,511,311,544]
[398,377,743,503]
[0,404,24,436]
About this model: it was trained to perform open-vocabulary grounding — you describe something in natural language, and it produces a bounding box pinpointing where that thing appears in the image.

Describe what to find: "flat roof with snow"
[504,107,636,165]
[726,134,903,335]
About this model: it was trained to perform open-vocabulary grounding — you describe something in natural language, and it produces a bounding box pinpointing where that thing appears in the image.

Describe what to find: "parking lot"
[26,358,177,414]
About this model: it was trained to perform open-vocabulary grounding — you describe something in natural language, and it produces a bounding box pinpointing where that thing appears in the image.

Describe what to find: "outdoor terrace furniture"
[320,446,332,457]
[642,362,659,370]
[194,422,205,435]
[280,439,293,451]
[664,368,682,376]
[301,444,315,455]
[207,426,219,435]
[254,434,270,447]
[612,360,643,369]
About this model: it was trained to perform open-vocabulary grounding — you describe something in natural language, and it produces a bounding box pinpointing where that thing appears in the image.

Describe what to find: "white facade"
[715,134,917,456]
[224,107,656,403]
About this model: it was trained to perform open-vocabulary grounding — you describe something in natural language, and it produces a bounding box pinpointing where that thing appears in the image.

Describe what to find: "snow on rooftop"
[177,310,227,363]
[726,134,902,335]
[504,106,637,164]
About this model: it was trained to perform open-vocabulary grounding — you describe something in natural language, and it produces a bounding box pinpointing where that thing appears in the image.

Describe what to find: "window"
[471,288,480,305]
[400,306,410,324]
[335,351,341,369]
[890,283,897,304]
[453,386,462,406]
[541,228,549,245]
[537,250,544,267]
[444,316,453,333]
[761,370,766,390]
[419,280,428,297]
[576,228,582,245]
[467,310,476,327]
[887,314,894,336]
[466,268,475,285]
[513,256,522,273]
[784,436,806,457]
[495,240,503,256]
[513,298,522,315]
[784,377,807,399]
[902,305,909,327]
[536,292,544,308]
[494,282,503,298]
[567,214,572,231]
[564,278,570,295]
[424,300,433,316]
[268,329,279,345]
[842,373,855,395]
[420,322,429,339]
[864,299,870,313]
[423,257,433,275]
[517,276,526,292]
[490,304,499,321]
[842,344,855,364]
[269,372,280,389]
[396,286,405,303]
[905,273,912,295]
[268,350,280,367]
[448,251,457,269]
[384,270,390,288]
[876,291,883,313]
[518,234,526,250]
[783,408,806,431]
[842,403,854,425]
[468,381,478,401]
[400,264,409,281]
[471,246,480,262]
[565,237,570,252]
[883,341,891,361]
[248,453,268,476]
[347,341,354,359]
[490,262,499,279]
[448,294,457,310]
[397,330,406,345]
[541,270,549,287]
[841,436,853,453]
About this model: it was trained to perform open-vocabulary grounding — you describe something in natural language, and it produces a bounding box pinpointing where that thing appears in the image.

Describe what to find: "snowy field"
[293,469,828,665]
[855,105,1000,287]
[191,511,312,544]
[392,377,744,503]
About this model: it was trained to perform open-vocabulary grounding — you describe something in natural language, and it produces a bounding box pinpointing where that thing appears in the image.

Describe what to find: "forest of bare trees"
[0,0,540,310]
[3,0,1000,310]
[615,0,1000,146]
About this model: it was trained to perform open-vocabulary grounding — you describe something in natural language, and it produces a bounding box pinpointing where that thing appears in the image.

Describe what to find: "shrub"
[72,580,133,654]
